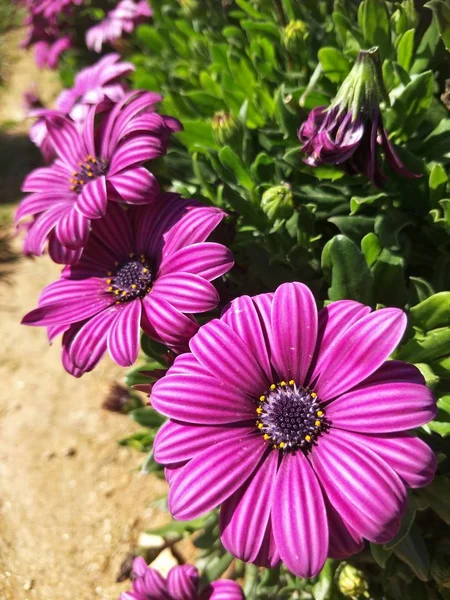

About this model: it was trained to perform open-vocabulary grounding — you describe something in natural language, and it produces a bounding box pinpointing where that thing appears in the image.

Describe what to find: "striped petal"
[107,299,142,366]
[151,273,219,313]
[55,207,90,249]
[159,242,234,281]
[141,295,198,351]
[77,176,107,219]
[107,167,159,204]
[166,565,199,600]
[45,114,84,167]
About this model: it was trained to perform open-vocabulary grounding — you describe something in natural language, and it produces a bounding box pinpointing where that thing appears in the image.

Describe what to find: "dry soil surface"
[0,28,176,600]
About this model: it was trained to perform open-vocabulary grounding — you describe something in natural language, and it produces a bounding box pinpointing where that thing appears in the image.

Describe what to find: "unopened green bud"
[211,111,241,146]
[283,20,308,52]
[337,564,370,599]
[261,183,294,221]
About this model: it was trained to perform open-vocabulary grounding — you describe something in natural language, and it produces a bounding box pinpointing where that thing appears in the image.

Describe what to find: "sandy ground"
[0,28,177,600]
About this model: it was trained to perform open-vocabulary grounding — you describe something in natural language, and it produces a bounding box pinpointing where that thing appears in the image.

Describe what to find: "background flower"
[16,90,180,263]
[121,557,244,600]
[22,195,234,376]
[151,282,436,578]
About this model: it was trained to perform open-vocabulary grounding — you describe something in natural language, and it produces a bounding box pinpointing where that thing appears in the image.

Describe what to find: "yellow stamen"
[279,442,285,449]
[142,268,148,274]
[131,284,137,289]
[288,380,295,385]
[121,291,127,296]
[256,407,262,414]
[280,381,286,387]
[270,384,276,391]
[311,392,317,398]
[263,434,270,440]
[315,420,321,427]
[107,286,113,292]
[87,172,94,177]
[259,395,265,402]
[305,435,311,442]
[129,253,135,258]
[106,279,112,284]
[317,410,323,417]
[257,423,264,430]
[114,290,119,295]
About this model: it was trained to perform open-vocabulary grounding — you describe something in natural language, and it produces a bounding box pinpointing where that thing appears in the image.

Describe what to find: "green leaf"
[409,277,435,303]
[136,24,165,51]
[371,542,393,567]
[425,0,450,51]
[322,235,374,304]
[393,525,430,581]
[218,146,255,192]
[129,407,165,429]
[397,29,415,71]
[428,395,450,436]
[312,560,334,600]
[396,327,450,363]
[411,16,441,73]
[384,497,417,549]
[350,192,387,215]
[429,163,448,204]
[419,476,450,524]
[388,71,435,138]
[235,0,266,19]
[124,362,164,387]
[361,0,391,57]
[361,232,382,267]
[371,248,408,308]
[176,119,219,151]
[410,292,450,330]
[318,47,351,83]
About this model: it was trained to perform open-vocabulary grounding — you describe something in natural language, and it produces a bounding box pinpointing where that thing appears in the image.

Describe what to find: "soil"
[0,28,177,600]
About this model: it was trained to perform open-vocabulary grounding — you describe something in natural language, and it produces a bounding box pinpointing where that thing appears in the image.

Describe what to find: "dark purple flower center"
[69,155,108,193]
[107,254,153,302]
[256,381,327,452]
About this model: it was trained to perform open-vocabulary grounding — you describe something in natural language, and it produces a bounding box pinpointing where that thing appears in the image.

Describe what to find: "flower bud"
[211,111,241,146]
[283,20,308,53]
[337,563,370,599]
[261,183,294,221]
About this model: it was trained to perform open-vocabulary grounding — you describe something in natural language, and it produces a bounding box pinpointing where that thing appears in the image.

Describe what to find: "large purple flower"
[120,557,244,600]
[16,91,181,263]
[86,0,152,53]
[22,195,234,376]
[151,282,437,578]
[298,48,420,186]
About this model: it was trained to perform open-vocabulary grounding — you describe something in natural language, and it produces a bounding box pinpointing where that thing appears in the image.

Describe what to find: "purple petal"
[314,308,407,400]
[89,202,134,257]
[55,207,90,250]
[221,295,272,382]
[45,114,85,167]
[220,451,277,564]
[24,204,69,255]
[166,565,199,600]
[107,167,159,204]
[203,580,244,600]
[151,274,219,313]
[309,300,372,384]
[326,381,436,433]
[338,430,437,489]
[159,242,234,282]
[142,295,198,351]
[271,282,318,385]
[107,300,142,366]
[108,136,165,174]
[272,453,328,578]
[132,557,148,577]
[380,127,422,179]
[252,519,281,568]
[15,193,70,223]
[48,233,82,265]
[151,373,255,424]
[162,206,226,259]
[22,279,111,326]
[134,569,169,600]
[189,319,269,397]
[22,165,70,193]
[154,421,245,465]
[360,360,425,386]
[168,434,266,520]
[65,307,118,373]
[326,499,364,559]
[310,429,407,543]
[77,176,107,219]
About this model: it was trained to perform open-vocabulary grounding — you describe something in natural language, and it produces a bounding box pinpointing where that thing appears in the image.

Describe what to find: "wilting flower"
[16,91,181,263]
[86,0,152,53]
[120,557,244,600]
[22,195,233,376]
[151,282,436,577]
[299,47,420,186]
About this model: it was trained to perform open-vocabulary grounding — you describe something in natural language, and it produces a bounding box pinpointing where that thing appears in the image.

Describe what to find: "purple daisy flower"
[120,557,244,600]
[151,282,437,578]
[16,90,181,264]
[298,48,420,186]
[27,54,134,161]
[22,195,234,377]
[86,0,152,54]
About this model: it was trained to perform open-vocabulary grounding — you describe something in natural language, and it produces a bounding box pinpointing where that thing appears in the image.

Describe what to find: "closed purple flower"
[86,0,152,53]
[16,90,181,263]
[121,557,244,600]
[151,282,437,578]
[22,195,234,376]
[299,48,420,186]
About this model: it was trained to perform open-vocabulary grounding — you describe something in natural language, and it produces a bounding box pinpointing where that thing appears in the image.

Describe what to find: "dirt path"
[0,28,172,600]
